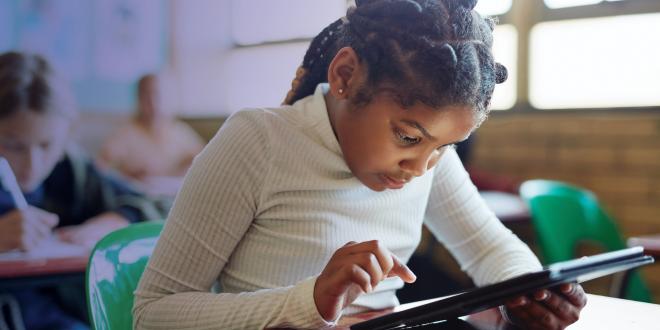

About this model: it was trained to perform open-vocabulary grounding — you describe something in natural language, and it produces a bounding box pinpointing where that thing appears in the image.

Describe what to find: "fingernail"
[405,265,417,282]
[536,291,548,301]
[562,284,573,293]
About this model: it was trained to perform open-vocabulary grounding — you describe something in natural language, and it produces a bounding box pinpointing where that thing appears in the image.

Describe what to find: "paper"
[0,236,89,261]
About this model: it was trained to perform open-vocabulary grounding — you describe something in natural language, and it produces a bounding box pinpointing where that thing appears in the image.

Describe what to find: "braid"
[283,18,344,105]
[285,0,507,122]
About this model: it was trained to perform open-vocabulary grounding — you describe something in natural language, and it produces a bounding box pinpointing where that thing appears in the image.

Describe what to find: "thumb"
[387,254,417,283]
[32,207,59,228]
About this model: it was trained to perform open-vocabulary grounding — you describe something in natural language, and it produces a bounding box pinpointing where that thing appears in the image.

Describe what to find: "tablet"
[350,247,654,330]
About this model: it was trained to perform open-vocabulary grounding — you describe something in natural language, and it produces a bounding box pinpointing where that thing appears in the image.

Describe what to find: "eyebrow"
[400,119,464,147]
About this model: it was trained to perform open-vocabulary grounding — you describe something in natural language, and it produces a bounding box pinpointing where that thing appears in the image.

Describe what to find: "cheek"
[427,153,440,170]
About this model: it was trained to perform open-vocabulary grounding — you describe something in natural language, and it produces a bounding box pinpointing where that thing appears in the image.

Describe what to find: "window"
[490,25,517,110]
[475,0,512,16]
[544,0,624,9]
[529,13,660,109]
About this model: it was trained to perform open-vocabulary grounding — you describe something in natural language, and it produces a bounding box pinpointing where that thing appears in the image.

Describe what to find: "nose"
[399,151,440,178]
[18,147,41,186]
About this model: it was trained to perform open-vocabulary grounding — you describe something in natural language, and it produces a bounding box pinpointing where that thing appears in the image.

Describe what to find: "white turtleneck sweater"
[133,84,541,329]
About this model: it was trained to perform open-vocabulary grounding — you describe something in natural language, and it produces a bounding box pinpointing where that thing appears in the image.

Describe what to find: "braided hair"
[283,0,507,123]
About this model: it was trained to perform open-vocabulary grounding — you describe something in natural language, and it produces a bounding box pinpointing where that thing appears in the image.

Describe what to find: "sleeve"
[132,110,332,330]
[423,148,542,286]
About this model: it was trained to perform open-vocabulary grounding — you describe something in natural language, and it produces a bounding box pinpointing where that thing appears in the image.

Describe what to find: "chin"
[359,177,387,192]
[19,180,42,194]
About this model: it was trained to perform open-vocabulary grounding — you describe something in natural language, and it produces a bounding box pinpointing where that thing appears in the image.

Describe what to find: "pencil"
[0,157,28,209]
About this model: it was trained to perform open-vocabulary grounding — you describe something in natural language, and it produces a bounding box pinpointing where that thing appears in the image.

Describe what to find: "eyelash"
[395,128,420,146]
[394,127,454,151]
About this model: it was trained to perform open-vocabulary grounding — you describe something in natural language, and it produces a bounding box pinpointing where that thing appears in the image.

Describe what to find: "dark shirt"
[0,151,165,223]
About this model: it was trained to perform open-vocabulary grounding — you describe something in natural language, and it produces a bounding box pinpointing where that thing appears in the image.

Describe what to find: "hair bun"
[495,62,508,84]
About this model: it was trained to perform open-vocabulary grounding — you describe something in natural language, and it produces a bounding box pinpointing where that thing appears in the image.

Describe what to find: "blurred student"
[0,51,164,330]
[98,74,204,183]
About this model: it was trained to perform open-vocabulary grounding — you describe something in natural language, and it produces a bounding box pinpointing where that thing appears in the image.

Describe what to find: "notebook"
[350,247,654,330]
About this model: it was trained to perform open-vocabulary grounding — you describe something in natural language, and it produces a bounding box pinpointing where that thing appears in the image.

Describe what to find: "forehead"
[0,110,70,139]
[378,95,477,141]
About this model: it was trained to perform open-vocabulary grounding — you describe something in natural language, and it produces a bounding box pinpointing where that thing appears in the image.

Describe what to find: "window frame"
[500,0,660,114]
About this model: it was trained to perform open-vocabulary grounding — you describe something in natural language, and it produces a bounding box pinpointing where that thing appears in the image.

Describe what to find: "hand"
[502,283,587,329]
[0,207,59,252]
[313,240,417,322]
[56,212,130,249]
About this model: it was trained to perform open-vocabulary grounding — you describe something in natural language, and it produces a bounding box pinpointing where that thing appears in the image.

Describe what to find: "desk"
[336,294,660,329]
[480,191,530,224]
[0,255,88,291]
[628,235,660,258]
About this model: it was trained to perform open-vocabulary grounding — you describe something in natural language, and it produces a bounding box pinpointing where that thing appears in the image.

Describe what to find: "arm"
[55,150,166,246]
[132,111,331,329]
[423,147,541,285]
[424,148,586,329]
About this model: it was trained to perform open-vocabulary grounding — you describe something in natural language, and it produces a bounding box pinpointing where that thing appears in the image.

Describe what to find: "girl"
[134,1,586,329]
[0,51,165,329]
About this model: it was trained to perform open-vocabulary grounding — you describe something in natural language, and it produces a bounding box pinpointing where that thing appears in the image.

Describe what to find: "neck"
[324,93,342,140]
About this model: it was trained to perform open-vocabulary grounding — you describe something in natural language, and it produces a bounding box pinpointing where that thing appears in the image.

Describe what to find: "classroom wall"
[472,111,660,302]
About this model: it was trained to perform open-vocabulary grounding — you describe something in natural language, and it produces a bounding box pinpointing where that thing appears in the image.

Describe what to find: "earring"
[338,88,344,95]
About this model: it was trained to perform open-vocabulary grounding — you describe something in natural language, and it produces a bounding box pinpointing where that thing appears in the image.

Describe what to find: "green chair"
[519,179,652,302]
[86,221,164,330]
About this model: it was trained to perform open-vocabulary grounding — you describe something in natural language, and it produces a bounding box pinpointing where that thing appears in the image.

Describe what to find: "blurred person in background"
[98,74,204,196]
[0,51,165,330]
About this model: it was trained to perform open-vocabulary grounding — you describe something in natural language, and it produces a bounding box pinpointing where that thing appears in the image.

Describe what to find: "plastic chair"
[86,221,164,330]
[519,179,652,302]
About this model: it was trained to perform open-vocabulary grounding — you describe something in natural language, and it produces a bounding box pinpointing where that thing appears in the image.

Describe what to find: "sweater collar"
[302,83,343,156]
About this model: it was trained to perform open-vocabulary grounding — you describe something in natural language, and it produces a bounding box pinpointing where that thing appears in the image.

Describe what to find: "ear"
[327,47,363,99]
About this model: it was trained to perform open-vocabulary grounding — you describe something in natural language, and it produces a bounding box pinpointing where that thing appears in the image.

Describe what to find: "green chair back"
[86,222,164,330]
[519,180,651,302]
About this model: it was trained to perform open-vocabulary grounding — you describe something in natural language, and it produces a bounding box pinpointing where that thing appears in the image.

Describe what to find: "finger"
[342,264,373,293]
[20,228,39,251]
[387,254,416,283]
[538,290,580,323]
[30,217,52,241]
[560,283,588,308]
[354,252,384,287]
[506,295,530,309]
[33,208,60,228]
[518,300,561,329]
[340,240,396,276]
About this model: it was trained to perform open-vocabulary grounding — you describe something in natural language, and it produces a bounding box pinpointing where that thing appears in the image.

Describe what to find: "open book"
[351,247,654,330]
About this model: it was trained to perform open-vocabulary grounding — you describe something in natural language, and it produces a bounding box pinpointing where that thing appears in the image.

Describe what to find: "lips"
[380,174,409,189]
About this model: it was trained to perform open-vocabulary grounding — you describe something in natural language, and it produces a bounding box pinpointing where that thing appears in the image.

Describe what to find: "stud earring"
[338,88,344,95]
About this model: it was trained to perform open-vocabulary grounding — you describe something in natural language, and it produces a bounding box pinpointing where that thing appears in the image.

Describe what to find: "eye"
[394,128,421,146]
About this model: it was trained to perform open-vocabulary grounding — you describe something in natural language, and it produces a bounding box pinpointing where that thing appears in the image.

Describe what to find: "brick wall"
[472,111,660,302]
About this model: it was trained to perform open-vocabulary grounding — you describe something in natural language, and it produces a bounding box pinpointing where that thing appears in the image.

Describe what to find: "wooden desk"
[335,294,660,329]
[628,235,660,258]
[0,255,88,291]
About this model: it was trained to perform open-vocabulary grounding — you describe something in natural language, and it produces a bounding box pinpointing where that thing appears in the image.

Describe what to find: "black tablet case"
[351,247,654,330]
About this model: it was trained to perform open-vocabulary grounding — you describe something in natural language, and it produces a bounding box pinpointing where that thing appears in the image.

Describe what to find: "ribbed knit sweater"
[133,84,541,329]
